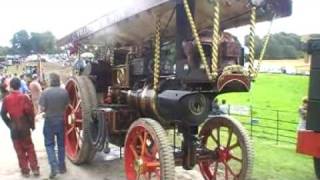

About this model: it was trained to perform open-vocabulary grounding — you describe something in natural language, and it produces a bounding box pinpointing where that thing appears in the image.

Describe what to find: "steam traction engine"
[58,0,292,179]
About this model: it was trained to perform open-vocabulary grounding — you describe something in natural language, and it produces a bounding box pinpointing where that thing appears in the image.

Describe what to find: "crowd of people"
[0,72,69,179]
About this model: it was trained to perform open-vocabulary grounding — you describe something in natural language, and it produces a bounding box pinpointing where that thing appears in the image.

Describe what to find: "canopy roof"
[58,0,292,47]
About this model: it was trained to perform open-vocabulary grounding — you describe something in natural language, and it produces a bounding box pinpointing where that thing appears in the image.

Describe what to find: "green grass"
[219,73,309,111]
[252,139,316,180]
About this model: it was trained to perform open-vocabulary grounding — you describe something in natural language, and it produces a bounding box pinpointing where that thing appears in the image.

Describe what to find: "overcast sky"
[0,0,318,47]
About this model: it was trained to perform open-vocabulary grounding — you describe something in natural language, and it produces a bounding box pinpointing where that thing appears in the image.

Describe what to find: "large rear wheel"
[64,76,97,164]
[314,157,320,179]
[198,116,253,180]
[124,118,175,180]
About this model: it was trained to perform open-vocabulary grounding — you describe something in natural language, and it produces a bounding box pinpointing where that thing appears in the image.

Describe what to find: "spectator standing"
[1,78,40,177]
[211,98,222,115]
[0,76,9,98]
[4,75,12,91]
[298,97,308,130]
[220,99,229,114]
[39,73,69,179]
[29,74,42,115]
[19,74,29,94]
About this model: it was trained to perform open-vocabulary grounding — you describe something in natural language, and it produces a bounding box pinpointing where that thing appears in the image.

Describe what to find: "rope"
[210,0,220,79]
[183,0,214,81]
[153,17,161,91]
[255,16,275,78]
[248,6,256,77]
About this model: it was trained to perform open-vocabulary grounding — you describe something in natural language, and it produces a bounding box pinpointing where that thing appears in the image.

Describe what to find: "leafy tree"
[283,45,299,59]
[0,46,10,56]
[245,32,304,60]
[10,30,57,55]
[30,31,56,54]
[11,30,31,55]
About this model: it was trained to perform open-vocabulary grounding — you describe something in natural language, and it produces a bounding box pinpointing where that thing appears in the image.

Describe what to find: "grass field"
[252,139,315,180]
[218,73,316,179]
[219,73,309,111]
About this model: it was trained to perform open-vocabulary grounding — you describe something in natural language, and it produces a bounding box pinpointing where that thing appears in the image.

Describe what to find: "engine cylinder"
[125,87,211,126]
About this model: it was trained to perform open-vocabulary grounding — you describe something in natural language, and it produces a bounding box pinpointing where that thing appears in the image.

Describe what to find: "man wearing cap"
[39,73,69,178]
[29,74,42,115]
[1,78,40,177]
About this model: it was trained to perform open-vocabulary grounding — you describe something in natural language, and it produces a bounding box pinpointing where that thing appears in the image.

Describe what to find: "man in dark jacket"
[39,73,69,179]
[1,78,40,177]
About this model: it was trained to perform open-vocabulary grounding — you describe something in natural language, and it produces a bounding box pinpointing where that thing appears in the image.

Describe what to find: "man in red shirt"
[1,78,40,177]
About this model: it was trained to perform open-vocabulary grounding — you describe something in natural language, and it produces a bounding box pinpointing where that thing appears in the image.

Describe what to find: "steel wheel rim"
[125,125,161,180]
[199,119,246,180]
[64,79,84,161]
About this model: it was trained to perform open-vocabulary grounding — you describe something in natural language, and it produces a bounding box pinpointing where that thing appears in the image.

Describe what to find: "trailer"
[58,0,292,179]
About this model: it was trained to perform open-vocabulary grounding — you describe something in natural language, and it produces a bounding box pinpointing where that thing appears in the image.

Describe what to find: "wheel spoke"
[66,126,75,136]
[225,162,229,180]
[199,160,213,180]
[73,100,82,113]
[141,131,148,156]
[226,129,233,148]
[217,127,221,147]
[145,161,160,168]
[68,103,74,110]
[75,119,82,123]
[155,170,161,180]
[75,139,80,152]
[213,161,219,178]
[143,173,149,180]
[230,155,242,163]
[71,91,77,107]
[148,172,152,179]
[223,161,236,177]
[138,132,144,144]
[229,142,239,150]
[130,144,139,159]
[75,128,83,142]
[136,171,141,180]
[210,134,219,146]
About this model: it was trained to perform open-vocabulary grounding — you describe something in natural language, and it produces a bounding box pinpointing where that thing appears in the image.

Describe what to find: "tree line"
[245,32,305,60]
[0,31,310,60]
[0,30,58,56]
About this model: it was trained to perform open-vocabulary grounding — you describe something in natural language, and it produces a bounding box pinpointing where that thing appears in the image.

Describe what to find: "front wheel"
[198,116,253,180]
[124,118,175,180]
[315,157,320,179]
